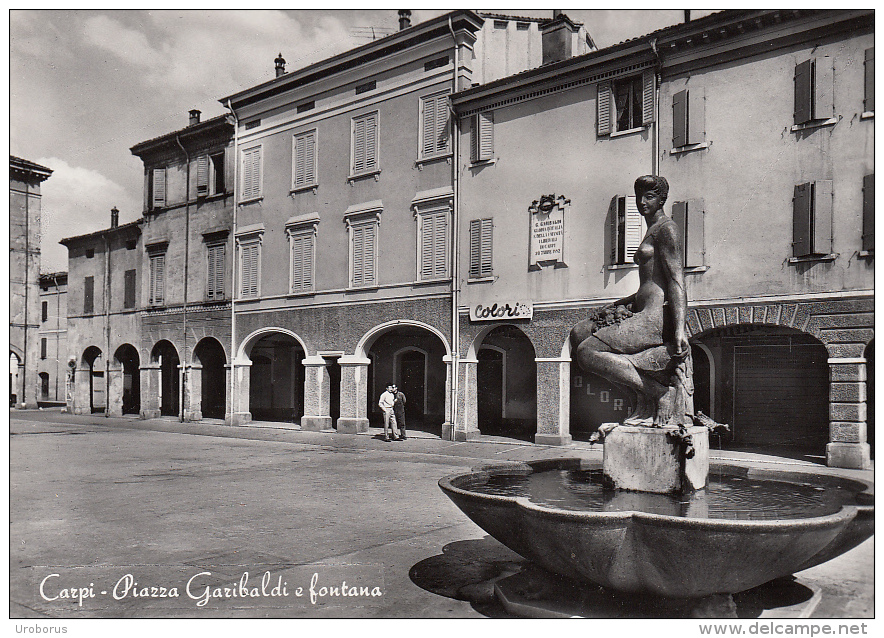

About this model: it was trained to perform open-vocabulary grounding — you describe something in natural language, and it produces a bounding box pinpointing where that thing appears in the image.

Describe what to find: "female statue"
[570,175,693,426]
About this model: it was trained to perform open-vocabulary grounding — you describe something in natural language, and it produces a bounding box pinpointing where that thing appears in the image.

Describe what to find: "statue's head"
[634,175,669,206]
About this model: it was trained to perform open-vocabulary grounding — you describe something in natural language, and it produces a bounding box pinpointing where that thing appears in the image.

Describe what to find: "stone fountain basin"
[439,458,874,599]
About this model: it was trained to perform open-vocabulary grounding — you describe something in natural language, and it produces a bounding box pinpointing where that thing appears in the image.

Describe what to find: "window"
[864,48,874,114]
[86,248,95,259]
[206,243,225,300]
[236,226,264,298]
[197,152,226,198]
[124,269,137,309]
[151,167,166,209]
[297,101,315,113]
[416,208,450,281]
[355,80,376,95]
[349,221,377,288]
[424,56,449,72]
[671,200,706,267]
[149,253,165,305]
[470,111,494,162]
[598,69,655,136]
[245,119,261,130]
[125,239,137,250]
[84,276,94,314]
[610,195,646,265]
[672,87,705,148]
[862,174,874,254]
[197,154,210,197]
[792,181,833,258]
[211,152,225,194]
[469,218,493,279]
[516,22,530,30]
[41,301,48,323]
[420,92,451,159]
[240,145,262,201]
[351,112,379,177]
[288,229,315,293]
[40,372,49,399]
[794,57,834,125]
[292,130,317,190]
[41,338,47,360]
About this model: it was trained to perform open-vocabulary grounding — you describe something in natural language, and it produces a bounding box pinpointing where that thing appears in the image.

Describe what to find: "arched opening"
[193,338,227,420]
[693,325,829,460]
[865,340,874,458]
[475,325,537,442]
[39,372,50,401]
[691,343,713,419]
[82,346,105,413]
[248,332,304,423]
[10,351,21,406]
[151,341,179,417]
[363,325,448,436]
[114,344,140,415]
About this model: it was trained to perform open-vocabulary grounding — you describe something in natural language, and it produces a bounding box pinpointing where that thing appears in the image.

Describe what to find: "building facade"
[10,156,52,408]
[450,9,873,468]
[37,272,68,404]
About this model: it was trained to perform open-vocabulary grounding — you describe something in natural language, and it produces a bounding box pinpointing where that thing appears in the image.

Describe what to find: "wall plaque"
[529,194,568,269]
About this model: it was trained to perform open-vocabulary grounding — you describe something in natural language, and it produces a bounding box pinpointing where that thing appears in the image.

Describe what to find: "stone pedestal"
[602,424,709,493]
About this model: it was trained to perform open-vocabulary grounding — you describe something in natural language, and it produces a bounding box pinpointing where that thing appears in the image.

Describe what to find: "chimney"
[541,11,579,65]
[398,10,411,31]
[188,109,201,126]
[684,10,691,23]
[275,53,286,77]
[110,207,119,229]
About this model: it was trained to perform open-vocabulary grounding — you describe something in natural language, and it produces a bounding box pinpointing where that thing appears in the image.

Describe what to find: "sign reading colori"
[470,301,534,321]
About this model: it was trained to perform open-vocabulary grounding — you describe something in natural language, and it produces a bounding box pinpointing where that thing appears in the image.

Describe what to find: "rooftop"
[10,155,53,180]
[130,113,233,158]
[59,219,143,247]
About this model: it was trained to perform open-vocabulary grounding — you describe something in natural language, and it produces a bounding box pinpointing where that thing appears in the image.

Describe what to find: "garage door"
[733,343,829,453]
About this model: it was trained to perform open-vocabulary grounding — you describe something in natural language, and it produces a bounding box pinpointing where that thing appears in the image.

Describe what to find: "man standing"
[378,382,400,442]
[392,384,407,440]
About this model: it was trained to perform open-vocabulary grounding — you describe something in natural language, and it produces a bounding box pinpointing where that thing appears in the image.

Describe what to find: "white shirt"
[378,390,395,410]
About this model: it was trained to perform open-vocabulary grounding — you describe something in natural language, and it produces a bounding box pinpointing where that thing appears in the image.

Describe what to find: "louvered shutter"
[291,233,313,291]
[688,87,705,145]
[641,68,656,125]
[812,180,833,255]
[364,113,377,171]
[477,111,493,161]
[207,244,224,299]
[687,199,705,267]
[422,96,437,158]
[84,276,94,314]
[793,183,812,257]
[865,48,874,113]
[470,115,479,162]
[610,197,622,264]
[304,133,315,185]
[241,244,258,297]
[671,201,687,265]
[862,174,874,252]
[294,135,306,187]
[421,215,435,280]
[152,168,166,208]
[241,147,261,200]
[794,60,812,125]
[353,117,366,173]
[480,219,493,277]
[436,95,450,153]
[597,81,612,136]
[196,155,209,196]
[434,211,448,277]
[207,245,216,298]
[124,269,136,309]
[672,90,688,148]
[624,196,644,262]
[352,226,364,286]
[469,219,481,277]
[149,254,165,305]
[813,57,834,120]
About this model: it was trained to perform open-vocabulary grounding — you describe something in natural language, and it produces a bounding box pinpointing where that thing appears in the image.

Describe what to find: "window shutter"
[865,48,875,112]
[42,301,48,322]
[304,132,315,185]
[294,135,306,186]
[470,115,479,161]
[152,168,166,207]
[41,338,47,360]
[196,155,209,196]
[794,60,812,125]
[624,195,643,262]
[419,212,449,280]
[351,224,375,287]
[241,244,258,297]
[671,201,687,266]
[241,147,261,199]
[436,95,450,152]
[434,211,448,277]
[353,117,366,173]
[155,254,165,304]
[480,218,493,277]
[672,90,688,148]
[813,56,834,120]
[291,233,313,291]
[469,219,481,277]
[793,183,812,257]
[422,96,437,157]
[84,276,94,313]
[207,244,224,299]
[812,180,833,255]
[420,215,435,280]
[598,81,612,136]
[687,199,705,267]
[862,173,874,252]
[477,111,493,161]
[124,269,136,309]
[688,86,705,145]
[610,197,622,264]
[641,68,656,125]
[365,113,377,170]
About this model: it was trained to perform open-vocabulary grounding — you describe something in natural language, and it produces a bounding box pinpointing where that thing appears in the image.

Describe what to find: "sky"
[9,7,718,273]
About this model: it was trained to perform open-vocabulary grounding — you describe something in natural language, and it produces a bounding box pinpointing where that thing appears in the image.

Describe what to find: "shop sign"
[529,194,568,269]
[470,301,533,322]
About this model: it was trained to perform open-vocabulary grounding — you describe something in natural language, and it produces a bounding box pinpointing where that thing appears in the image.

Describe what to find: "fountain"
[439,177,874,617]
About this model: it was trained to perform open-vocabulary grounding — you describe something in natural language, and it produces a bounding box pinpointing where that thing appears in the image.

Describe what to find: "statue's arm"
[658,222,689,357]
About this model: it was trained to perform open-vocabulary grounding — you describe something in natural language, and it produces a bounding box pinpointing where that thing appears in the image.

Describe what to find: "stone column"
[226,359,252,425]
[106,364,124,418]
[454,358,482,441]
[16,361,27,409]
[337,356,370,434]
[72,366,92,415]
[302,356,333,431]
[441,354,455,440]
[139,364,162,419]
[534,357,572,446]
[826,357,871,469]
[183,364,203,422]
